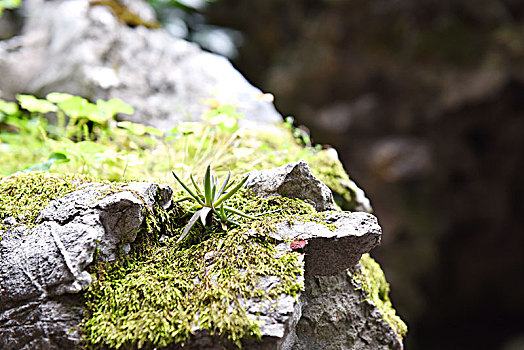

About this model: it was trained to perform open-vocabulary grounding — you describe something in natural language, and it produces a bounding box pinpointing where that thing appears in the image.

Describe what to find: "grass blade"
[216,170,231,199]
[214,175,249,207]
[172,170,205,206]
[177,209,201,244]
[204,164,212,206]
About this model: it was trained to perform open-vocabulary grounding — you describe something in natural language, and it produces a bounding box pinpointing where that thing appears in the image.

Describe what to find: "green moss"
[0,102,405,346]
[354,254,407,338]
[306,149,357,210]
[210,125,359,211]
[82,189,314,349]
[0,171,97,228]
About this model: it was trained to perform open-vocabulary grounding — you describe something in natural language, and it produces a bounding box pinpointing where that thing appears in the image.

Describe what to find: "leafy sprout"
[172,164,256,243]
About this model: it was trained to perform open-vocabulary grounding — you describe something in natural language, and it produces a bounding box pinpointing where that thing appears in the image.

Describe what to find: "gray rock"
[272,212,381,276]
[0,0,281,128]
[293,267,403,350]
[245,160,337,212]
[0,181,172,349]
[186,210,382,349]
[0,171,399,349]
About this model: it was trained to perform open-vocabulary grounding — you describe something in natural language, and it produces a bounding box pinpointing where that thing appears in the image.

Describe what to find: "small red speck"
[1,289,6,295]
[290,239,307,250]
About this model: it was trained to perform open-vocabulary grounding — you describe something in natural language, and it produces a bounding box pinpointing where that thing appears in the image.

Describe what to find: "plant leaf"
[204,164,212,206]
[190,174,204,198]
[214,175,249,207]
[216,170,231,199]
[177,209,202,244]
[22,152,69,172]
[172,170,205,206]
[223,205,257,220]
[17,95,57,114]
[0,99,19,116]
[220,203,226,219]
[211,181,216,203]
[46,92,74,103]
[199,206,212,226]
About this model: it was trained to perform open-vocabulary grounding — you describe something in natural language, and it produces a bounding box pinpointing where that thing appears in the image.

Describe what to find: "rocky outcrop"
[0,181,172,349]
[295,269,403,350]
[272,212,381,276]
[0,163,403,349]
[0,0,281,128]
[245,160,336,212]
[246,163,402,350]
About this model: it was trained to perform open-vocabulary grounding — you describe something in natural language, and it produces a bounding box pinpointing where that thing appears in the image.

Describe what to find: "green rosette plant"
[172,164,256,243]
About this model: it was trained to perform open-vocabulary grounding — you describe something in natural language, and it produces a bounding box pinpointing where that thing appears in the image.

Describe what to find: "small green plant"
[172,164,255,243]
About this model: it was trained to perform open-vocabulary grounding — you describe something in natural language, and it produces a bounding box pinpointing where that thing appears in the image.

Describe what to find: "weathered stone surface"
[0,182,172,349]
[245,160,336,212]
[294,267,403,350]
[0,169,400,349]
[0,0,281,128]
[272,212,381,276]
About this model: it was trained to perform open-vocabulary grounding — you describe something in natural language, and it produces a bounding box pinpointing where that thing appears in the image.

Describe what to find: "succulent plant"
[172,164,255,243]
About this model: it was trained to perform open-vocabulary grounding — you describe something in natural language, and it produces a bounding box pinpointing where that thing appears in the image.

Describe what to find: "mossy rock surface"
[0,119,405,348]
[83,189,314,348]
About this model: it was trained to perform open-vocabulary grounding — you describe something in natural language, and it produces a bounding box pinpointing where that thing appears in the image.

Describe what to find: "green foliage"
[0,172,96,229]
[0,92,359,209]
[172,164,252,243]
[83,189,314,349]
[0,93,136,178]
[0,0,21,17]
[0,92,405,347]
[354,254,408,338]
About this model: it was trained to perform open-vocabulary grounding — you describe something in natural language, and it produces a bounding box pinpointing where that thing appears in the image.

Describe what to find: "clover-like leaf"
[17,95,57,114]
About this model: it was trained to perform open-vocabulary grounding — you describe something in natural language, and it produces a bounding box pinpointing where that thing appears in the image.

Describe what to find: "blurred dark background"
[154,0,524,348]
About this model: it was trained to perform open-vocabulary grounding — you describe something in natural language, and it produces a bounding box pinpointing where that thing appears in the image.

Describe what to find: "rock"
[0,172,399,349]
[294,267,403,350]
[0,181,172,349]
[272,212,381,276]
[245,160,336,212]
[186,211,383,349]
[0,0,281,128]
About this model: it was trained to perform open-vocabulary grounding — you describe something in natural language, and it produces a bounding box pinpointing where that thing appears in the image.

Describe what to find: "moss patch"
[0,106,406,345]
[0,171,97,229]
[354,254,408,338]
[306,149,358,211]
[82,189,315,349]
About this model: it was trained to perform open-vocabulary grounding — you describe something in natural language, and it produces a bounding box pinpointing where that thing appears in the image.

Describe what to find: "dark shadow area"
[201,1,524,348]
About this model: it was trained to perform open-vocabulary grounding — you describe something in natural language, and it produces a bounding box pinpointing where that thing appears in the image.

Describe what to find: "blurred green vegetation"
[0,93,341,194]
[0,0,20,17]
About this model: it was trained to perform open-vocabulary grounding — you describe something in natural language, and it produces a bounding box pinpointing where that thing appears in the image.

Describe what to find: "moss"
[214,124,359,211]
[354,254,408,338]
[306,149,356,210]
[0,110,406,346]
[89,0,161,28]
[0,171,97,229]
[82,189,314,349]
